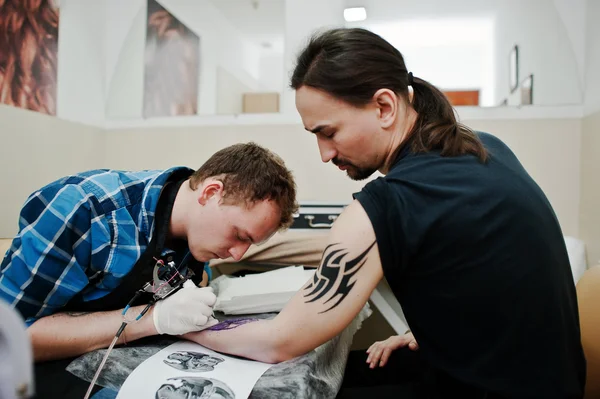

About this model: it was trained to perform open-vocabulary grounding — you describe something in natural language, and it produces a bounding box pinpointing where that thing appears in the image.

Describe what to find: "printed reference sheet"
[116,340,272,398]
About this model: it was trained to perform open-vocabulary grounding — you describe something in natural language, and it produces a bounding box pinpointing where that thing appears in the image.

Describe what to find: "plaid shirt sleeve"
[0,184,94,326]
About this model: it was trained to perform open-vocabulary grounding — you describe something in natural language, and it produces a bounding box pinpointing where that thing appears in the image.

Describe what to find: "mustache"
[332,157,353,167]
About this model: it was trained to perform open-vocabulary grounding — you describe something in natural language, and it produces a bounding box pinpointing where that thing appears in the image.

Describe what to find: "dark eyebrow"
[305,125,326,134]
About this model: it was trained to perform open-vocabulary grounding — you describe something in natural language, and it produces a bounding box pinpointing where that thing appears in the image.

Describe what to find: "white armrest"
[369,278,409,334]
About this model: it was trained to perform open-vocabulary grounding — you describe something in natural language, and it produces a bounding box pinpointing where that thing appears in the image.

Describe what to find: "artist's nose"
[317,135,337,163]
[228,242,252,261]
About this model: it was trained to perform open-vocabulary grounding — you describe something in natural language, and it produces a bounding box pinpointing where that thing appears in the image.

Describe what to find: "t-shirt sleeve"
[353,177,408,282]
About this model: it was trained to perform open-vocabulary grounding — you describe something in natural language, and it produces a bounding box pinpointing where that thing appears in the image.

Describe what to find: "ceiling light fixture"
[343,7,367,22]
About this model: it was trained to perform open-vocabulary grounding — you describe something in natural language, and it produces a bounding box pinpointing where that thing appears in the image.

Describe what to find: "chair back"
[577,265,600,398]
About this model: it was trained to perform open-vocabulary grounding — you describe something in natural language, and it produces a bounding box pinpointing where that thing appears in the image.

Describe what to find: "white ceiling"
[207,0,567,38]
[209,0,285,47]
[207,0,585,81]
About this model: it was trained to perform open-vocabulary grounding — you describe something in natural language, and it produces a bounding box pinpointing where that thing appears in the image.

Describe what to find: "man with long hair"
[185,28,585,399]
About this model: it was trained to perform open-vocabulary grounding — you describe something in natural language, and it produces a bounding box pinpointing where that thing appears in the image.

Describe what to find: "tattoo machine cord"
[83,256,193,399]
[82,299,155,399]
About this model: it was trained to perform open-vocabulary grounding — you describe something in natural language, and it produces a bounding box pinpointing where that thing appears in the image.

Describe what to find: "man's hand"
[153,281,217,335]
[366,331,419,368]
[29,281,218,362]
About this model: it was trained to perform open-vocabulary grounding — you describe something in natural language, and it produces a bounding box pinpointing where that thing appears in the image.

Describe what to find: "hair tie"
[407,72,414,86]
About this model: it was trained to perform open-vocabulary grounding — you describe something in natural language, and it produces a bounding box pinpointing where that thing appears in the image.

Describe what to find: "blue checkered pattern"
[0,167,193,326]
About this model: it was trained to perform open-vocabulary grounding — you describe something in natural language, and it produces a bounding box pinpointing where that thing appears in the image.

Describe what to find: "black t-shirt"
[354,132,585,398]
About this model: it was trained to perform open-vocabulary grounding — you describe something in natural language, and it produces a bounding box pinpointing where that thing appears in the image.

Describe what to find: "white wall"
[0,105,104,237]
[216,67,253,115]
[342,0,581,107]
[102,124,369,203]
[104,1,145,101]
[56,0,106,126]
[468,118,582,237]
[282,0,346,114]
[580,110,600,267]
[51,0,589,123]
[584,0,600,115]
[259,50,285,92]
[493,0,581,106]
[104,0,146,120]
[362,18,495,106]
[104,0,261,119]
[579,0,600,267]
[96,116,583,238]
[553,0,586,92]
[0,99,586,247]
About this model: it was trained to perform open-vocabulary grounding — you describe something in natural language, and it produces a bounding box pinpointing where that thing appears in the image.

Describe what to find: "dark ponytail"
[291,27,487,162]
[409,76,487,162]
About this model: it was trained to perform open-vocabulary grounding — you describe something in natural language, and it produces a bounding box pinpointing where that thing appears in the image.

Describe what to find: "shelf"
[75,104,586,130]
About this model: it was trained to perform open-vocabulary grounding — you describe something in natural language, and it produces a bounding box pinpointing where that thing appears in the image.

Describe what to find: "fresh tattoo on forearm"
[207,317,260,331]
[303,241,376,313]
[62,311,91,317]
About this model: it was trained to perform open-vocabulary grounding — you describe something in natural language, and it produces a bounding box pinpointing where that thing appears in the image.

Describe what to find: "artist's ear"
[198,179,224,206]
[372,88,397,129]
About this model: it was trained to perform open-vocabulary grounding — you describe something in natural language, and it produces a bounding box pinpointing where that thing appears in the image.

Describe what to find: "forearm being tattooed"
[62,311,91,317]
[207,317,261,331]
[303,241,376,313]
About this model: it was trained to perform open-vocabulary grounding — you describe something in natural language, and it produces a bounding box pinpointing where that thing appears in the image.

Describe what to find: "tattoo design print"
[303,241,376,313]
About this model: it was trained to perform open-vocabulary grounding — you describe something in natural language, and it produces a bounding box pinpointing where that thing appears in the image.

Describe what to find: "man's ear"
[197,179,224,206]
[373,88,398,129]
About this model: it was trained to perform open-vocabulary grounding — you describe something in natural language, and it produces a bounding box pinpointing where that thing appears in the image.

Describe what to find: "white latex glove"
[153,280,218,335]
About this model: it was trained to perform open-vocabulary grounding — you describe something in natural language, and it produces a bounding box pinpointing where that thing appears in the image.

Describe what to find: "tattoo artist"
[0,143,298,398]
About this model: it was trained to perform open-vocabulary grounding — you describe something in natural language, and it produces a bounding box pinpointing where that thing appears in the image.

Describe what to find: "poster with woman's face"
[0,0,59,115]
[144,0,200,118]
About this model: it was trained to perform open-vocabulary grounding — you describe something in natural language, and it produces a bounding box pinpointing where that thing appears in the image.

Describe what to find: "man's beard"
[346,166,377,180]
[333,158,376,181]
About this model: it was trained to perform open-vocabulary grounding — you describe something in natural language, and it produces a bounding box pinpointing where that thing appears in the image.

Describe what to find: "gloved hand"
[153,280,218,335]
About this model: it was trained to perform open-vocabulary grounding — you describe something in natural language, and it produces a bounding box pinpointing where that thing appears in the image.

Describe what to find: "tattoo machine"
[83,253,195,399]
[122,253,196,319]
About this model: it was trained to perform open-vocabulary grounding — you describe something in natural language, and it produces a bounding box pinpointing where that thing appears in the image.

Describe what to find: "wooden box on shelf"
[242,92,280,113]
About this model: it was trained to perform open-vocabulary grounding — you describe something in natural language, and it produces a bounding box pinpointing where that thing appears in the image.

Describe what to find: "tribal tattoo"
[303,241,376,313]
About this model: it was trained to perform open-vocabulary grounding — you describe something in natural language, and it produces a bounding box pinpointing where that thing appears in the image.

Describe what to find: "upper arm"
[0,185,92,324]
[271,200,384,358]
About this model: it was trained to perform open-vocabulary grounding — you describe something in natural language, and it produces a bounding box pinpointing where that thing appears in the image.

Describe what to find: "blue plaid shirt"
[0,167,198,326]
